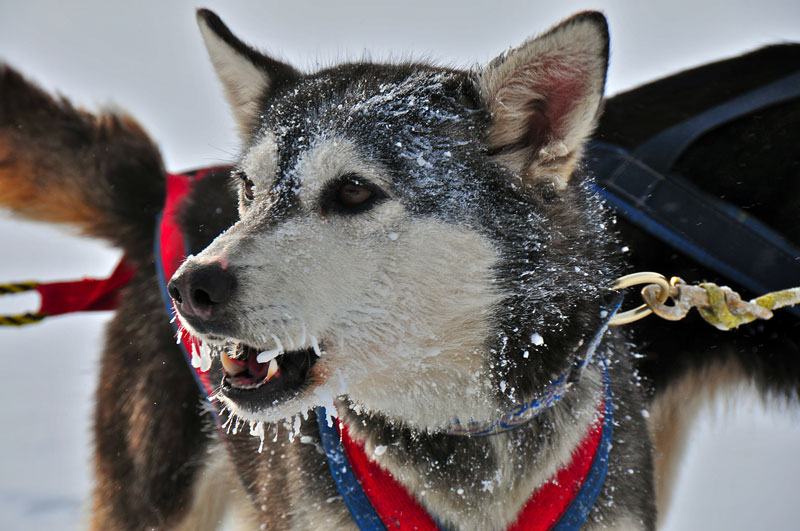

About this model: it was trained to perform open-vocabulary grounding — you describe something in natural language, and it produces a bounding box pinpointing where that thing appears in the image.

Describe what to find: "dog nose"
[168,263,235,321]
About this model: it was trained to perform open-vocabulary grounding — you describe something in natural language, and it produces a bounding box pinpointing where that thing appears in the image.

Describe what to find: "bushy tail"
[0,65,165,256]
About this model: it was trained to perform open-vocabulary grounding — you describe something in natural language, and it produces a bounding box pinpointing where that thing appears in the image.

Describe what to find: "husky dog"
[1,7,797,531]
[168,9,657,530]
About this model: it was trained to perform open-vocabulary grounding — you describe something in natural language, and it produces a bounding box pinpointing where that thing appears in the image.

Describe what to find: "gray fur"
[171,9,656,530]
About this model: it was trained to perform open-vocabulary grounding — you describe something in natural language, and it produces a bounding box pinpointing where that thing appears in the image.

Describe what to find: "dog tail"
[0,64,165,256]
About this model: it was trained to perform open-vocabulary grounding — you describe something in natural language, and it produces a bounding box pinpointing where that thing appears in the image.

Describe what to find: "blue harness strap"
[634,72,800,175]
[587,72,800,319]
[552,363,614,530]
[316,409,387,531]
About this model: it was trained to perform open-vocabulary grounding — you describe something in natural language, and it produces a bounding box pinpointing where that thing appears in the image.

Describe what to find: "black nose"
[168,263,236,321]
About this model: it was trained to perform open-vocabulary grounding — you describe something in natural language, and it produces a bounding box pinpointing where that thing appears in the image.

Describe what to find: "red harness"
[335,401,607,530]
[30,260,135,318]
[155,170,220,396]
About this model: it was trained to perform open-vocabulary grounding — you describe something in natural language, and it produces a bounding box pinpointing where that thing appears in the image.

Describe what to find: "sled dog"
[1,8,797,530]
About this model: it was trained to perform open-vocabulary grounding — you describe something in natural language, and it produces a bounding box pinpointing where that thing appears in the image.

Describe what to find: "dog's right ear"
[197,9,300,138]
[478,12,609,190]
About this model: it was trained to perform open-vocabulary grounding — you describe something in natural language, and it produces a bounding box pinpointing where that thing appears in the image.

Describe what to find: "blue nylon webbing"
[634,72,800,175]
[552,363,614,530]
[316,408,386,531]
[587,71,800,319]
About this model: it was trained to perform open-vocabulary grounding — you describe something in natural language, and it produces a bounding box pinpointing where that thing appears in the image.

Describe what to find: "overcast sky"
[1,1,799,529]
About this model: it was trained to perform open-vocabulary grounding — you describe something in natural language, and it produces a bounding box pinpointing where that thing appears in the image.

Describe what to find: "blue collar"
[442,292,622,436]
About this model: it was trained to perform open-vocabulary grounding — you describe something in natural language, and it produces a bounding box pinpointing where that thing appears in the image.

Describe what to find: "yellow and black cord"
[0,282,47,326]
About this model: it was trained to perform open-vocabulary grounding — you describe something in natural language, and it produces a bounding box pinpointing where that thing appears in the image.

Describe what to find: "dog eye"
[338,182,373,206]
[236,171,256,201]
[322,175,386,215]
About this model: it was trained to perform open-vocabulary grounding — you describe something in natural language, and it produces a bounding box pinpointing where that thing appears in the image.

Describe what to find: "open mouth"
[219,341,321,408]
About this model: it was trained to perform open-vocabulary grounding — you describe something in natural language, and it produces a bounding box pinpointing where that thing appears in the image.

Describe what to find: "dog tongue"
[248,354,270,380]
[221,346,281,385]
[247,354,280,382]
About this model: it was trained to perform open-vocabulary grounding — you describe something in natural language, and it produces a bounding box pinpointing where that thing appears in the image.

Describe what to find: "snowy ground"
[1,1,799,529]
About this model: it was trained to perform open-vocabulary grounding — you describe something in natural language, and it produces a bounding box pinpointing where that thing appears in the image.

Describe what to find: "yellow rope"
[0,281,47,327]
[0,313,48,327]
[611,272,800,330]
[0,281,38,295]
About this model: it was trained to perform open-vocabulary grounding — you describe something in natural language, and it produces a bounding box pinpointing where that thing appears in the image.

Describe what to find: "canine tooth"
[266,359,279,380]
[310,335,322,357]
[221,352,246,376]
[257,348,283,363]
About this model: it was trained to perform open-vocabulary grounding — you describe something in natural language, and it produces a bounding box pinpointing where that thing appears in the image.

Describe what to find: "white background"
[1,1,799,529]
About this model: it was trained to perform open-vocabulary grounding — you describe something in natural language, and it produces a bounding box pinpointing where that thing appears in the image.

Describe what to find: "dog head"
[169,9,614,430]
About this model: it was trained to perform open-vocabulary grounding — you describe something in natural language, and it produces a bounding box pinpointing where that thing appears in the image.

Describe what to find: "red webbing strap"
[339,422,439,530]
[35,259,136,316]
[160,173,192,280]
[158,171,215,396]
[338,399,605,531]
[508,399,605,531]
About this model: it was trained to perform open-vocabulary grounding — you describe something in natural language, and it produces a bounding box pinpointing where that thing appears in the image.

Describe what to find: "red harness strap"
[19,170,195,321]
[509,400,605,530]
[157,170,227,396]
[337,397,605,530]
[339,421,439,529]
[35,259,136,317]
[159,172,194,280]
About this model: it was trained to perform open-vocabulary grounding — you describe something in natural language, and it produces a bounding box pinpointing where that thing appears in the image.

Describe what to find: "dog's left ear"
[197,9,300,138]
[479,12,609,189]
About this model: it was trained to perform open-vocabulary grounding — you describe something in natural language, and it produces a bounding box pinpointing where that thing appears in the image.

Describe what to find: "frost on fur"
[174,11,618,438]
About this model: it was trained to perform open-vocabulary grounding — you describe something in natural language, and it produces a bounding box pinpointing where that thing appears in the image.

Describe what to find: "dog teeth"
[257,348,283,363]
[221,352,246,376]
[266,359,279,381]
[310,335,322,357]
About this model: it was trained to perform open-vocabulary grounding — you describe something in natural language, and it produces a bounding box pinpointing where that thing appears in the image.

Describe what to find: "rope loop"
[610,273,800,330]
[0,282,47,327]
[608,273,673,326]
